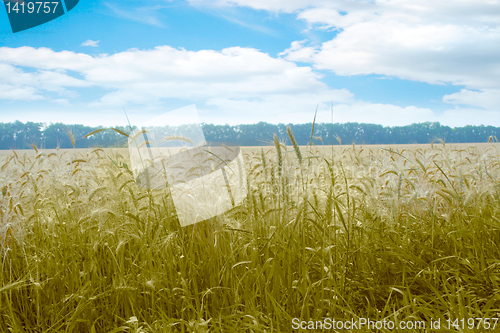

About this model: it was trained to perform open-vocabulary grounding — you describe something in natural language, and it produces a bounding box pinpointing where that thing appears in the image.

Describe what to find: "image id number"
[447,318,498,330]
[5,2,59,14]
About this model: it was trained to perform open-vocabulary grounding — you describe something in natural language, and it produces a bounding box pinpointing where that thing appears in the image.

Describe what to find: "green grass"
[1,138,500,332]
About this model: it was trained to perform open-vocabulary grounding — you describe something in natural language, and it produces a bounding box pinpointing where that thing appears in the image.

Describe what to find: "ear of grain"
[66,127,76,148]
[273,134,282,179]
[287,126,302,164]
[162,135,193,145]
[260,148,267,176]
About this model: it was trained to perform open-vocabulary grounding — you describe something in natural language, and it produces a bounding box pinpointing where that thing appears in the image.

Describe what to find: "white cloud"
[0,84,44,101]
[280,1,500,90]
[329,102,438,127]
[203,91,354,124]
[0,62,88,102]
[0,46,333,100]
[0,46,354,124]
[194,0,500,115]
[443,89,500,110]
[0,47,95,71]
[52,99,71,106]
[216,12,277,35]
[441,108,500,127]
[0,43,496,127]
[278,40,317,62]
[285,22,500,91]
[187,0,321,13]
[81,40,100,47]
[104,3,167,28]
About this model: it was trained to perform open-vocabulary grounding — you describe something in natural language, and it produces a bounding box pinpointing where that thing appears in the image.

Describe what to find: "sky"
[0,0,499,128]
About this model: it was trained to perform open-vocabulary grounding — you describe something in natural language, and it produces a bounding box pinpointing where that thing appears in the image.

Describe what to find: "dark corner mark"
[2,0,79,33]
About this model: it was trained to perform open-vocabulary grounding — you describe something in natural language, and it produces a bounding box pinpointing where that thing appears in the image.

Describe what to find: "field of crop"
[2,134,500,332]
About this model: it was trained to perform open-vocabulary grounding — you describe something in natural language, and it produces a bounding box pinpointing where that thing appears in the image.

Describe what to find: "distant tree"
[42,123,74,149]
[0,122,16,149]
[1,121,500,149]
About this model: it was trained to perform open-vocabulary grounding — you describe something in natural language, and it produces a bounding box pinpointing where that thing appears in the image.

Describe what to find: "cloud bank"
[193,0,500,118]
[1,0,499,126]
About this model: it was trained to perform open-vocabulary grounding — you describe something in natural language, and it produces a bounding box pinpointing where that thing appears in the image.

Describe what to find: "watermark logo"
[128,105,248,227]
[3,0,79,33]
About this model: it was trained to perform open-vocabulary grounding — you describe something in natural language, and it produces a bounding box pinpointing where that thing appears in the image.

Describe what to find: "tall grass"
[1,136,500,332]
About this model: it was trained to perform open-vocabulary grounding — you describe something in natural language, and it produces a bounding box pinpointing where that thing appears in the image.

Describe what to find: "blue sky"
[1,0,499,127]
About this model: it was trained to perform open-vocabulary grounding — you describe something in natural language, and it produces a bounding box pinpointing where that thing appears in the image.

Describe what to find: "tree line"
[0,120,499,150]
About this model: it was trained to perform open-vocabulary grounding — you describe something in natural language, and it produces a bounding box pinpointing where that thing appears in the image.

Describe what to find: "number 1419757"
[447,318,498,330]
[5,2,59,14]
